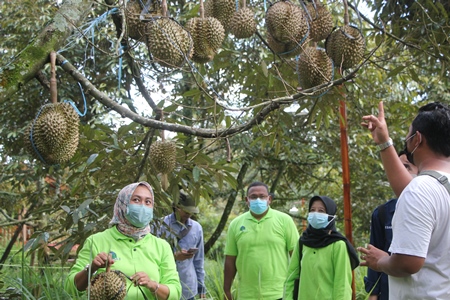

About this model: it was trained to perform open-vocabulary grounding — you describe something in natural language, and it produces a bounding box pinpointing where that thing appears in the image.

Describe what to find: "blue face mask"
[125,204,153,228]
[249,199,269,215]
[307,212,334,229]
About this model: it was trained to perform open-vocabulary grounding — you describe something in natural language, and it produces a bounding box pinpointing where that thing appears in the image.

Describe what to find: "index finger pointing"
[378,101,384,121]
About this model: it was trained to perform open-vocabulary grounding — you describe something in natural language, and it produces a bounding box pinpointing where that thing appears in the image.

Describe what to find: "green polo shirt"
[225,208,299,299]
[64,226,181,300]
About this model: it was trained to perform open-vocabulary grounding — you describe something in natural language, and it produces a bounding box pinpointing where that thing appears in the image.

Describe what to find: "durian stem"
[161,0,168,17]
[242,0,246,9]
[343,0,349,25]
[50,51,57,104]
[199,0,204,18]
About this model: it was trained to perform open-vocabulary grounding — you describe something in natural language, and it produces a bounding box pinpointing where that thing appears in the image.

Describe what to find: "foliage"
[0,0,449,272]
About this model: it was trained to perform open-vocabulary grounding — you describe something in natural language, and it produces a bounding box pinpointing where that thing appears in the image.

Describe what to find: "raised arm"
[361,101,413,196]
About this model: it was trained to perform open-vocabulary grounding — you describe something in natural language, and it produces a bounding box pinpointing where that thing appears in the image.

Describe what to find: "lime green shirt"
[284,240,353,300]
[64,226,181,300]
[225,208,299,299]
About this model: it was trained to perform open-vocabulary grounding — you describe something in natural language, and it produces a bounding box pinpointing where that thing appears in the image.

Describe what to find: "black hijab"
[300,196,359,270]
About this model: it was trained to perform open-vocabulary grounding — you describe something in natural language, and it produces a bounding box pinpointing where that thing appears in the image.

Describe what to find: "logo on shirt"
[109,251,120,261]
[239,226,246,232]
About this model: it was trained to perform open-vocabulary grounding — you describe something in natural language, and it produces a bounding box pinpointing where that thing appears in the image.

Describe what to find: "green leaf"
[86,153,98,166]
[193,166,201,182]
[387,66,406,78]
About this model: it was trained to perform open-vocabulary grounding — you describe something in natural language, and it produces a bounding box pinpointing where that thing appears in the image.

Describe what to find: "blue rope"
[235,0,239,11]
[63,82,88,117]
[118,45,127,90]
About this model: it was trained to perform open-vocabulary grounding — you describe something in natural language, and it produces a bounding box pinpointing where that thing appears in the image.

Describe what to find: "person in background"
[223,181,299,300]
[160,191,206,300]
[364,150,418,300]
[358,101,450,299]
[64,182,181,300]
[284,195,359,299]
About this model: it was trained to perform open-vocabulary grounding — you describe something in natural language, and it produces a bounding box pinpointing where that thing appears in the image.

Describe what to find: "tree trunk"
[204,162,249,254]
[0,0,93,102]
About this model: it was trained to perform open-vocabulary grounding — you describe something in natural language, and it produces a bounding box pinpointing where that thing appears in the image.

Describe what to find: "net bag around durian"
[25,52,81,165]
[324,0,365,70]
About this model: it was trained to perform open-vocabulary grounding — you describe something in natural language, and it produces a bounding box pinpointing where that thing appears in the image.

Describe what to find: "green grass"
[1,246,371,300]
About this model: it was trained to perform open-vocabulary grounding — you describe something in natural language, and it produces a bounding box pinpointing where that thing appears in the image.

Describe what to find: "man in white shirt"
[358,101,450,299]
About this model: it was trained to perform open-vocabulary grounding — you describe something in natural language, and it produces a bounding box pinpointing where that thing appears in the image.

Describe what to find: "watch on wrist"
[84,264,96,276]
[377,138,393,151]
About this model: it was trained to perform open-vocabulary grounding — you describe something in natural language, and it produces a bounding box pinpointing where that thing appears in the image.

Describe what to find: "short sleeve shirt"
[225,208,299,299]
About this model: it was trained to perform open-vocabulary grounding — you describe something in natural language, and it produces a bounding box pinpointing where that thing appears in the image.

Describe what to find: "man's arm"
[224,255,237,300]
[377,253,425,277]
[361,101,412,196]
[358,244,425,277]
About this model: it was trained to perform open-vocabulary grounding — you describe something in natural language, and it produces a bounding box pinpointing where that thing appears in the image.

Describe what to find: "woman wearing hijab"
[284,196,359,300]
[64,182,181,300]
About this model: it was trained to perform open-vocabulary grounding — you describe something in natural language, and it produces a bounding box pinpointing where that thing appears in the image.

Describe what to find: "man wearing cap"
[160,191,206,300]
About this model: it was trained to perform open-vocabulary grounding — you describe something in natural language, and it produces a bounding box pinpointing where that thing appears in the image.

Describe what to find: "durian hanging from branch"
[145,0,194,68]
[297,45,334,95]
[125,0,164,42]
[185,0,225,63]
[230,0,256,39]
[25,52,80,165]
[302,0,333,43]
[325,0,365,70]
[204,0,235,32]
[265,0,309,58]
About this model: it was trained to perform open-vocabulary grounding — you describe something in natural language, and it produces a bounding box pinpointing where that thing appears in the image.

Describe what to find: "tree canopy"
[0,0,449,263]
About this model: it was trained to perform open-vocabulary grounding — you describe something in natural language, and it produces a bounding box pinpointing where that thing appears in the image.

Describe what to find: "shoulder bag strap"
[419,170,450,195]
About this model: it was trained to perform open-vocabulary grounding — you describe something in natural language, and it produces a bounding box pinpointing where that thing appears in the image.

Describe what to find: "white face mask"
[307,212,335,229]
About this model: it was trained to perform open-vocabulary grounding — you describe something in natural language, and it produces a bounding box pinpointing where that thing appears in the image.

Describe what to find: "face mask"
[125,204,153,228]
[249,199,269,215]
[307,212,335,229]
[404,133,419,165]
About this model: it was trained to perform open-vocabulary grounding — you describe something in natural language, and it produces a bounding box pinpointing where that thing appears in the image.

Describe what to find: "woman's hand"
[91,252,115,273]
[131,271,158,291]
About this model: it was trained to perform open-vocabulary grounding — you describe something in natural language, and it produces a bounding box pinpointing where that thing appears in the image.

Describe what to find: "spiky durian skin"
[25,103,79,165]
[150,140,177,174]
[125,0,147,41]
[266,1,309,44]
[325,25,365,70]
[305,3,333,42]
[186,17,225,63]
[146,17,193,68]
[267,32,303,58]
[204,0,235,32]
[297,47,333,92]
[230,7,257,39]
[90,271,127,300]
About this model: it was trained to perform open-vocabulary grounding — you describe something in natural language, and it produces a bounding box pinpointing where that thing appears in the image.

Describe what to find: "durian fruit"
[150,140,177,174]
[229,7,257,39]
[185,16,225,63]
[297,46,333,94]
[204,0,235,32]
[266,1,309,44]
[125,0,147,41]
[325,25,365,70]
[304,2,333,42]
[267,32,303,58]
[90,270,127,300]
[146,17,194,68]
[25,102,79,165]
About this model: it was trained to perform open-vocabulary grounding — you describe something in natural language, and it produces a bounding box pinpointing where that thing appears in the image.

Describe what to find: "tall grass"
[1,247,370,299]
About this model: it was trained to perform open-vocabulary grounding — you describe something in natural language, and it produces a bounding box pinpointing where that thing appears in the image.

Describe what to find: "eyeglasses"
[248,195,269,201]
[404,132,416,143]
